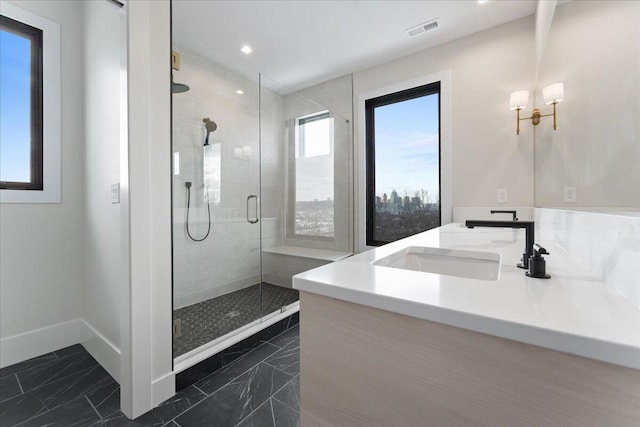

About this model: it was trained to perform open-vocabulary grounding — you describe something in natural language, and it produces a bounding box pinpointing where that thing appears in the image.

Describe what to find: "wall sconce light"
[510,83,564,135]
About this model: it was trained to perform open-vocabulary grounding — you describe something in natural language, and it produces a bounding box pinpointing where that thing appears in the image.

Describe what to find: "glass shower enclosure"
[170,3,353,366]
[171,57,290,360]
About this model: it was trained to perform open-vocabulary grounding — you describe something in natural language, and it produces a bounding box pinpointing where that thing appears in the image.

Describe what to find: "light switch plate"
[111,183,120,204]
[496,188,508,203]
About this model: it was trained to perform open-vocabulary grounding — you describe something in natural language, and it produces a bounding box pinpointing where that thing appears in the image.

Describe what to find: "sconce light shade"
[509,90,529,110]
[543,83,564,105]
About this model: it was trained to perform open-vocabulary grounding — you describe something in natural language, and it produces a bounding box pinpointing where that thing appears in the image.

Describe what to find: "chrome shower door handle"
[246,195,259,224]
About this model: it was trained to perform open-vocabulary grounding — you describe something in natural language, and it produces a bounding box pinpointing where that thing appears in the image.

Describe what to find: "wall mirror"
[533,1,639,211]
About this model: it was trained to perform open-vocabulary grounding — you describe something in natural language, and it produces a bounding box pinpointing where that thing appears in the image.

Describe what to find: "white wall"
[535,0,640,208]
[81,0,124,380]
[0,0,177,417]
[0,0,85,366]
[122,0,173,417]
[353,15,536,248]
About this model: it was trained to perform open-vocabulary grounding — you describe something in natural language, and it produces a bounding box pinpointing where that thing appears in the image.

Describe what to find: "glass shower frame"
[170,6,353,368]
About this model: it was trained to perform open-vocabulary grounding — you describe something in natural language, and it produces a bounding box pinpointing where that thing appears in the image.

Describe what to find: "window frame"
[365,81,442,247]
[0,15,44,191]
[0,2,60,204]
[287,110,336,241]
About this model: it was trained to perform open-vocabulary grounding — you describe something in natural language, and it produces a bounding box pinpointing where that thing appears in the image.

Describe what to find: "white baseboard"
[81,320,121,383]
[152,371,175,407]
[0,319,86,368]
[0,318,122,384]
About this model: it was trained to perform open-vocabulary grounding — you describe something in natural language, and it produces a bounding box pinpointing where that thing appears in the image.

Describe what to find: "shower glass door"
[171,45,263,358]
[171,2,353,363]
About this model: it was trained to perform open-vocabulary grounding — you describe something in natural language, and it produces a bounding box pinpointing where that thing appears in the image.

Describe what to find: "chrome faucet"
[465,219,534,269]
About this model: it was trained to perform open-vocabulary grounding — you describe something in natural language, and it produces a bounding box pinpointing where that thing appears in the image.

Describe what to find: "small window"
[0,15,43,191]
[291,111,335,238]
[365,82,441,246]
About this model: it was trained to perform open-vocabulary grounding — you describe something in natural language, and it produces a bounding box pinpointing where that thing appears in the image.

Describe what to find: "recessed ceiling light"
[240,45,253,54]
[236,89,244,95]
[478,0,489,4]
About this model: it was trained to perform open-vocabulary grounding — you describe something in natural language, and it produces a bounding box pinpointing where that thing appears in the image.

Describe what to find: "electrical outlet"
[496,188,508,203]
[110,183,120,204]
[564,186,576,203]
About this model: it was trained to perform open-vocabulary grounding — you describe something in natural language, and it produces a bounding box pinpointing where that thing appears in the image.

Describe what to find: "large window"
[365,82,441,246]
[290,111,335,238]
[0,15,43,190]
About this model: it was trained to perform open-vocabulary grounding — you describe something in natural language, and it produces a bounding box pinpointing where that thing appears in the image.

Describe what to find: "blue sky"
[374,94,440,203]
[0,28,31,183]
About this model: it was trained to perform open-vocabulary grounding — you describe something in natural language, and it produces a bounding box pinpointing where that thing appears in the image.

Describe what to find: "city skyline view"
[370,88,441,244]
[376,187,439,203]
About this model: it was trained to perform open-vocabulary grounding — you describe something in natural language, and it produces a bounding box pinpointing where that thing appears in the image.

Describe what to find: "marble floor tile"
[87,412,139,427]
[133,385,206,426]
[263,342,300,376]
[18,395,100,427]
[271,398,300,427]
[235,399,274,427]
[0,353,58,380]
[0,364,111,426]
[195,342,280,395]
[54,344,86,359]
[0,375,21,403]
[235,398,299,427]
[1,321,301,426]
[268,326,299,350]
[220,332,275,367]
[85,378,120,418]
[273,375,300,411]
[175,363,292,427]
[175,353,223,391]
[17,350,99,392]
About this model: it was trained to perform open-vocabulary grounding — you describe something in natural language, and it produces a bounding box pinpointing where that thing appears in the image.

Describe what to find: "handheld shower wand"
[203,118,217,146]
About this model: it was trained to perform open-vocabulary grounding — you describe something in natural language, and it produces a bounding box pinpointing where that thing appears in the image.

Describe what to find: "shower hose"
[185,181,211,242]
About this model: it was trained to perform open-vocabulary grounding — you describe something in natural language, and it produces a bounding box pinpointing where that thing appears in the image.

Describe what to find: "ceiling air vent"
[406,18,440,37]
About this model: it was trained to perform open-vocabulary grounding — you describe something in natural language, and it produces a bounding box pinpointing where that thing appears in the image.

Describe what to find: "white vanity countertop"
[293,223,640,369]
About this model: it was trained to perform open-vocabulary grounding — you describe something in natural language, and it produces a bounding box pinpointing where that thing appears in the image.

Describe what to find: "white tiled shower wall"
[172,46,284,309]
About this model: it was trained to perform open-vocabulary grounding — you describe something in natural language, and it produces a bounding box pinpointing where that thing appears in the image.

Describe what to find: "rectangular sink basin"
[373,246,501,281]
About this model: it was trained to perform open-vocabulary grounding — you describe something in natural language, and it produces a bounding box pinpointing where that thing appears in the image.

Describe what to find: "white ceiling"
[172,0,538,93]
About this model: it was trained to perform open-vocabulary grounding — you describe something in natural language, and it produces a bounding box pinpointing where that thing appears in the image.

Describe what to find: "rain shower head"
[203,118,217,146]
[172,81,190,93]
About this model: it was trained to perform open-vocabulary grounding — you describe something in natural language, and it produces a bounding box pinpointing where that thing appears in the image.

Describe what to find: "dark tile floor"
[173,283,299,357]
[0,326,300,427]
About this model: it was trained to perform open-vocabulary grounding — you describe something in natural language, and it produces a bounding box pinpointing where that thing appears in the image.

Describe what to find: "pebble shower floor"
[173,283,299,357]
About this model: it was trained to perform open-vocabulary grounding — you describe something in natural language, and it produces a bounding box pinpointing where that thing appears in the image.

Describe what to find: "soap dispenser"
[526,244,551,279]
